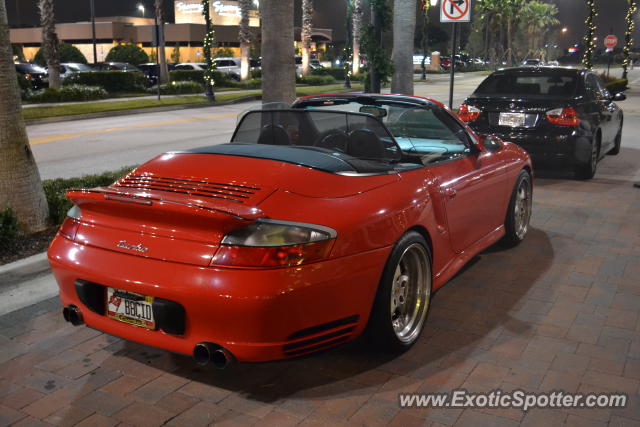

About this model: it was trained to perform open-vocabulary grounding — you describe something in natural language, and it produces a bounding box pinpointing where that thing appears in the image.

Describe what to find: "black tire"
[366,231,432,353]
[502,170,533,247]
[574,139,599,180]
[608,126,622,155]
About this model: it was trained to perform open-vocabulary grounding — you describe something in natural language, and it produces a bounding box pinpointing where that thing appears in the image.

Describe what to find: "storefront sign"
[176,1,203,14]
[213,1,241,17]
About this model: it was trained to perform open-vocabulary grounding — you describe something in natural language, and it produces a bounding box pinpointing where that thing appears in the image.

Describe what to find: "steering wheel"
[313,131,348,152]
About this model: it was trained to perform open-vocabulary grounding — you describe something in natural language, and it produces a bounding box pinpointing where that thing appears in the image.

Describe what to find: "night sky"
[5,0,636,49]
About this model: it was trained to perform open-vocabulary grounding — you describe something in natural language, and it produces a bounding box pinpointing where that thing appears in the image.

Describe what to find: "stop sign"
[604,35,618,49]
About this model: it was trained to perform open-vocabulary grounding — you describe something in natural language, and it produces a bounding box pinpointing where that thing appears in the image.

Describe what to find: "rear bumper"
[48,234,390,362]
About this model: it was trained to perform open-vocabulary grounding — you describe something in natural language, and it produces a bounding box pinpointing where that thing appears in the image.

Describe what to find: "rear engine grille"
[114,174,260,204]
[283,315,360,357]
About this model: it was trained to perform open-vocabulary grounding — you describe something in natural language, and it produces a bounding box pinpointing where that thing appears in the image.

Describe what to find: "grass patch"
[23,85,362,120]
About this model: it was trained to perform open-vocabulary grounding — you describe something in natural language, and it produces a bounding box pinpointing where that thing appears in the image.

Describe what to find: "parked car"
[174,62,208,71]
[59,62,94,80]
[522,59,542,67]
[49,93,532,366]
[138,63,177,86]
[93,62,144,73]
[213,57,241,80]
[15,63,48,89]
[458,67,625,179]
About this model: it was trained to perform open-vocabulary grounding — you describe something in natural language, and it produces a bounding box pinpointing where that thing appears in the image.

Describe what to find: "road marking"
[29,112,239,145]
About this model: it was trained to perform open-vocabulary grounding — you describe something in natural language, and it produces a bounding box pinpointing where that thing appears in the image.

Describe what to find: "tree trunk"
[0,0,49,232]
[155,0,169,84]
[369,4,382,93]
[391,0,416,95]
[352,0,362,75]
[507,19,513,66]
[301,0,313,76]
[38,0,60,89]
[239,0,251,80]
[261,0,295,103]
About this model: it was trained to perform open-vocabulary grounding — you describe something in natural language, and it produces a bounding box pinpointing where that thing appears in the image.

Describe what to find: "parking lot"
[2,76,640,427]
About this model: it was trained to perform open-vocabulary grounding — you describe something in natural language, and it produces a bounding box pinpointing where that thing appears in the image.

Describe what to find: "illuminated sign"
[213,1,241,17]
[176,1,203,14]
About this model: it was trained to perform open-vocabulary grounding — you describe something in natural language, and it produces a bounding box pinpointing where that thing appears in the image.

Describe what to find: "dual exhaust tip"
[62,305,84,326]
[193,342,234,369]
[63,306,233,369]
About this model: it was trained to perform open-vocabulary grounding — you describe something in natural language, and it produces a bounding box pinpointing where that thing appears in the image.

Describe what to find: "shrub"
[149,80,203,95]
[34,42,88,66]
[27,85,108,103]
[250,69,261,79]
[63,71,149,93]
[43,166,137,225]
[230,78,262,89]
[296,75,337,85]
[214,47,235,58]
[105,43,149,65]
[0,207,18,252]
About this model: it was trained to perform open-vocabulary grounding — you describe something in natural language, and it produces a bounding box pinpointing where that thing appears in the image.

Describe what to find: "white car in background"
[59,62,94,79]
[213,57,241,80]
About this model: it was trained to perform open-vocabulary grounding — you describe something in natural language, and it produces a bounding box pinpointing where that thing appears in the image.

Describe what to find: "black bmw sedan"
[459,67,625,179]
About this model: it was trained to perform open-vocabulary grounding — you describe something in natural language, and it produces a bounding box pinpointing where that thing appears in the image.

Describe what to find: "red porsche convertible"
[48,94,532,368]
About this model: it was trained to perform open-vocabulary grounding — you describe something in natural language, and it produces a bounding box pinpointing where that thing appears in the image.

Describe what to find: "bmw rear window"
[475,73,578,98]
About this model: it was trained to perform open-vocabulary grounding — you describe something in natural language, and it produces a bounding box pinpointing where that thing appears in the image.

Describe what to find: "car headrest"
[346,129,386,159]
[257,124,291,146]
[315,131,348,152]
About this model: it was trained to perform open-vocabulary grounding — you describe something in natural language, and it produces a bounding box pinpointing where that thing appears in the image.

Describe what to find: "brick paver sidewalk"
[1,161,639,426]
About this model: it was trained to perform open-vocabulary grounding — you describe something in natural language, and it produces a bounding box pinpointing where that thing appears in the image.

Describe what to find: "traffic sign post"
[604,35,618,78]
[441,0,471,109]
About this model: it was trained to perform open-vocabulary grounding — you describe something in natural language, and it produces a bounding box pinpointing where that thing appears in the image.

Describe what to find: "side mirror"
[478,134,504,153]
[613,92,626,102]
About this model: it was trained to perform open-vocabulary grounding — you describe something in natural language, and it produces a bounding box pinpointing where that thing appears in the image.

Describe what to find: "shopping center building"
[10,0,334,63]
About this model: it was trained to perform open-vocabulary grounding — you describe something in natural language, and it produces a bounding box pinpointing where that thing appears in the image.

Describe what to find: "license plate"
[106,288,155,329]
[499,112,526,127]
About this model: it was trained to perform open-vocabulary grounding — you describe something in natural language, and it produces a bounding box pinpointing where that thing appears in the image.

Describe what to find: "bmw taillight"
[546,107,580,126]
[59,205,81,240]
[211,219,336,268]
[458,104,481,122]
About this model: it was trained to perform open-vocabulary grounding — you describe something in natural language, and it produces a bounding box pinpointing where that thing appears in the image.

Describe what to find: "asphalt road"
[27,69,640,181]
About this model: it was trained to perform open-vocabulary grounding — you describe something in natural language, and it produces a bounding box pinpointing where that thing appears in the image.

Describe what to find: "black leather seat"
[257,124,291,146]
[346,129,386,159]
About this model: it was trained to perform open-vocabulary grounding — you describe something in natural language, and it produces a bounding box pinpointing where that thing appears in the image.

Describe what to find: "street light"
[137,4,145,17]
[430,0,438,5]
[562,27,568,33]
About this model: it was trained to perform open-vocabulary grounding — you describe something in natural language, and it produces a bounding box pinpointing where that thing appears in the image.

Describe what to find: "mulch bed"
[0,227,58,266]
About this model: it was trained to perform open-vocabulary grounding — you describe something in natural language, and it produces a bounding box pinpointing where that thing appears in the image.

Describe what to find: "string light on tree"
[623,0,637,79]
[582,0,597,69]
[202,0,216,101]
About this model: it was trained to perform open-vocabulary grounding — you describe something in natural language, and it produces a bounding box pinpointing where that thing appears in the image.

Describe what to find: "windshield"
[16,63,46,73]
[475,73,578,97]
[66,63,93,72]
[232,109,402,163]
[298,100,471,157]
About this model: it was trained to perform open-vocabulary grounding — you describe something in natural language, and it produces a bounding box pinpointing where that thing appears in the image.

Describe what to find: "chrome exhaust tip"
[62,305,83,326]
[193,342,233,369]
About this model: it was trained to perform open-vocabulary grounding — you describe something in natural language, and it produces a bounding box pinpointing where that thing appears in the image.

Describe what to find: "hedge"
[0,207,18,253]
[296,74,337,85]
[43,166,137,225]
[606,78,628,95]
[311,67,347,80]
[149,80,204,95]
[63,71,149,93]
[27,85,108,103]
[169,69,234,87]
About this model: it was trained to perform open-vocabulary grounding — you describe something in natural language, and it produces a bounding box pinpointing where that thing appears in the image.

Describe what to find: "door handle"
[445,188,457,199]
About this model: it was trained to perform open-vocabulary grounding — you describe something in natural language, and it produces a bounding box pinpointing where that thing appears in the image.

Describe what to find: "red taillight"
[211,240,333,268]
[458,104,481,122]
[546,107,580,126]
[59,218,80,240]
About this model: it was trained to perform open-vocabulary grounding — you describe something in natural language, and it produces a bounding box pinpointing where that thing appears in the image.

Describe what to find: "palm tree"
[37,0,60,89]
[239,0,251,81]
[261,0,296,103]
[521,1,559,58]
[0,0,49,232]
[622,0,637,79]
[352,0,363,75]
[391,0,416,95]
[301,0,313,76]
[155,0,169,84]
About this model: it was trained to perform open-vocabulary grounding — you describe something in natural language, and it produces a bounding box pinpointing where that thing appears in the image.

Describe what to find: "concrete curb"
[24,95,262,126]
[0,252,50,289]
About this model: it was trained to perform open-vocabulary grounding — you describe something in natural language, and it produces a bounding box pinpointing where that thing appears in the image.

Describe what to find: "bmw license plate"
[499,112,526,127]
[106,288,155,329]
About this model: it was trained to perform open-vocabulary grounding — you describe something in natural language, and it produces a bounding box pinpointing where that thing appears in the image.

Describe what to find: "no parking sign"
[441,0,471,23]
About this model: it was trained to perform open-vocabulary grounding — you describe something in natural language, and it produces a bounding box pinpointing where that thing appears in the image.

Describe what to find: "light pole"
[90,0,97,64]
[138,4,145,18]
